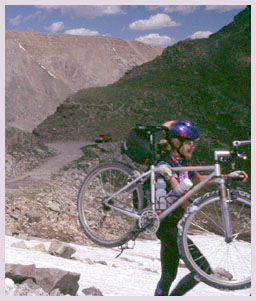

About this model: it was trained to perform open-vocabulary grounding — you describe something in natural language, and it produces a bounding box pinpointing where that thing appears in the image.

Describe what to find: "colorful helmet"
[169,120,200,140]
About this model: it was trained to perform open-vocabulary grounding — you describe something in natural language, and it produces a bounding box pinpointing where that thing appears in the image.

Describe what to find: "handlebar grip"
[233,140,251,147]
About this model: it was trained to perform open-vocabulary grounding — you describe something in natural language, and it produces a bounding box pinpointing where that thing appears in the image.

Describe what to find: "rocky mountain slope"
[6,31,163,131]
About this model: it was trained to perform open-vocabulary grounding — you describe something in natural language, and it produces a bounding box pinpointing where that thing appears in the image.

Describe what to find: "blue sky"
[5,4,247,47]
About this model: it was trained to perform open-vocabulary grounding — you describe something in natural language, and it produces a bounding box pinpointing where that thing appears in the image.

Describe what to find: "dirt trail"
[6,140,90,187]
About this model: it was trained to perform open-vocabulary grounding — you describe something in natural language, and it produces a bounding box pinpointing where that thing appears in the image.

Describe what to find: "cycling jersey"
[157,154,198,182]
[156,154,197,233]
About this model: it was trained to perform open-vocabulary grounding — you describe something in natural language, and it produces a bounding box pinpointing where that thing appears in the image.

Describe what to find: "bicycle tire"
[77,161,144,247]
[177,190,251,290]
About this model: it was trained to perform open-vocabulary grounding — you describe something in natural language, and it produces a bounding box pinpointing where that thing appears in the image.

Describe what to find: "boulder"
[11,241,28,250]
[48,239,76,259]
[5,263,36,283]
[82,286,103,296]
[30,243,47,253]
[35,267,80,295]
[5,263,80,296]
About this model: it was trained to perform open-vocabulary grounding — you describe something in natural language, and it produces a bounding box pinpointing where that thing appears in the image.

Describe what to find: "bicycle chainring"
[138,210,160,235]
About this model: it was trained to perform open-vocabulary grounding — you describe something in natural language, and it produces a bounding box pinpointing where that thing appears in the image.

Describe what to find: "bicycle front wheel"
[178,190,251,291]
[77,161,144,247]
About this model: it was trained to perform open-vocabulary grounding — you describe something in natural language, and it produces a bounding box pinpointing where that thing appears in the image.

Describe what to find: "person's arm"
[169,175,190,209]
[162,120,176,129]
[192,171,248,185]
[156,163,190,208]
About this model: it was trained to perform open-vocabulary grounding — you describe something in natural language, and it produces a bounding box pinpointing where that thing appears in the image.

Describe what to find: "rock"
[16,233,29,240]
[82,258,94,265]
[13,280,49,296]
[82,286,103,296]
[5,264,80,296]
[112,264,119,268]
[49,288,65,296]
[5,278,17,296]
[96,260,108,266]
[30,243,47,253]
[48,203,61,212]
[212,268,233,280]
[48,239,76,259]
[11,241,28,250]
[22,278,41,290]
[26,228,37,237]
[5,263,36,283]
[25,210,41,222]
[10,213,19,220]
[35,267,80,296]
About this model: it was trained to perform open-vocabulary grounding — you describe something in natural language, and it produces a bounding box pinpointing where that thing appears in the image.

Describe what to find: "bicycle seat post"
[148,130,158,165]
[148,131,157,211]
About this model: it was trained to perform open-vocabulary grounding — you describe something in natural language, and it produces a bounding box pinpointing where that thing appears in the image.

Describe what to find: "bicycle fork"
[216,163,233,243]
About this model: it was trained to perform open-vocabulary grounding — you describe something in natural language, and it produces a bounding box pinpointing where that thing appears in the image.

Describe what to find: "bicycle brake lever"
[237,153,247,160]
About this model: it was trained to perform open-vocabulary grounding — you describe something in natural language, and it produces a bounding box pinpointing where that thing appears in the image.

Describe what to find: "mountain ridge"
[6,30,163,131]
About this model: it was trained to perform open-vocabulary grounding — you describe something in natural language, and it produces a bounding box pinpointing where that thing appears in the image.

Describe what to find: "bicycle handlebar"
[136,125,169,134]
[214,140,250,162]
[232,140,251,147]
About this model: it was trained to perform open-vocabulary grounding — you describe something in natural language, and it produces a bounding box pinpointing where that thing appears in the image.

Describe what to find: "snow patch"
[5,235,251,296]
[18,43,26,51]
[39,64,57,79]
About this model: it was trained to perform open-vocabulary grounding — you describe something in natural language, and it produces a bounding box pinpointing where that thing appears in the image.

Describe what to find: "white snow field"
[5,235,251,296]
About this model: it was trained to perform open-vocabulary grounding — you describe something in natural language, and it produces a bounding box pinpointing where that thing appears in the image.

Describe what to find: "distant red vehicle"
[95,133,112,143]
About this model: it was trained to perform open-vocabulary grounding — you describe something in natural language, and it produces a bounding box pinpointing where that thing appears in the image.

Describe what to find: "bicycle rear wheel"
[77,161,144,247]
[178,190,251,290]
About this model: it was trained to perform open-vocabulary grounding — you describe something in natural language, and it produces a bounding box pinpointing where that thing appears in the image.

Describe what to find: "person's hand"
[156,164,173,180]
[227,170,248,182]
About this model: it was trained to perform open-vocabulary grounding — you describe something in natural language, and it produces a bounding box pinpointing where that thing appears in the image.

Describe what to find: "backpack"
[121,127,154,165]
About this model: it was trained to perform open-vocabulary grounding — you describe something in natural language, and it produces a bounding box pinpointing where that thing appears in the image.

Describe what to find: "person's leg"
[169,272,198,296]
[154,232,180,296]
[169,238,211,296]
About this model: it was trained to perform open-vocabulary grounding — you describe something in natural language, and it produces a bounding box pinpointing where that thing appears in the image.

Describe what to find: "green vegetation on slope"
[35,7,251,173]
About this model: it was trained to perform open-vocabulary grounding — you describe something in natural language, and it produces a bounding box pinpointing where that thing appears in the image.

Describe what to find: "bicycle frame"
[103,163,217,222]
[102,145,249,242]
[77,134,250,288]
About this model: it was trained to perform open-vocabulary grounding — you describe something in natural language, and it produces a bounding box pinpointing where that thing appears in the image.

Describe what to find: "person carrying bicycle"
[154,119,248,296]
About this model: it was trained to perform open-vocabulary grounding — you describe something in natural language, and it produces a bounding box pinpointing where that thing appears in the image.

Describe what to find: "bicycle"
[77,125,251,291]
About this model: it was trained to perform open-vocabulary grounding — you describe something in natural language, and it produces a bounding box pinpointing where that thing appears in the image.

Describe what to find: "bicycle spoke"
[179,191,251,290]
[196,209,224,234]
[77,162,143,247]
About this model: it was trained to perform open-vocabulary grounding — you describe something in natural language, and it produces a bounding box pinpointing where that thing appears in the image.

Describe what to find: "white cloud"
[147,5,198,15]
[135,33,175,47]
[36,5,125,18]
[187,31,213,40]
[129,14,180,31]
[205,5,246,13]
[8,14,23,26]
[64,28,99,36]
[23,11,42,23]
[36,5,59,12]
[45,21,65,33]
